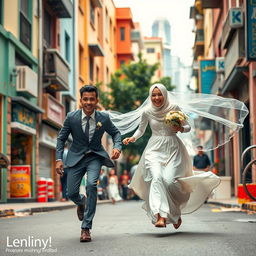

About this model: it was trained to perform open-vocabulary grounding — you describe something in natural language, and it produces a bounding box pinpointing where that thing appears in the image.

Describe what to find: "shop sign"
[229,8,243,28]
[0,153,10,168]
[10,165,31,198]
[246,0,256,60]
[39,124,58,149]
[43,94,64,127]
[11,104,36,135]
[199,60,216,94]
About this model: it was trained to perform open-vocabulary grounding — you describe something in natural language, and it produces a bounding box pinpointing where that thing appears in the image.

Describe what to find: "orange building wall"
[116,8,134,69]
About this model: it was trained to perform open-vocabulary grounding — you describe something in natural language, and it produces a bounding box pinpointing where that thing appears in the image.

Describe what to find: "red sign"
[10,165,31,198]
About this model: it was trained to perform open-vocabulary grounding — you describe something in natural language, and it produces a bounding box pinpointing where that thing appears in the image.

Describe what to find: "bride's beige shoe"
[155,214,166,228]
[173,217,182,229]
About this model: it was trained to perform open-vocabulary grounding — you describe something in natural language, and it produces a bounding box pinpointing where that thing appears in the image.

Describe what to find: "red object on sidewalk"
[238,184,256,204]
[47,178,55,202]
[37,178,47,202]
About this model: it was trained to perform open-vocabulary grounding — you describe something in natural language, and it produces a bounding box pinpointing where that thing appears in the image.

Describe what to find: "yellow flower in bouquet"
[164,111,188,128]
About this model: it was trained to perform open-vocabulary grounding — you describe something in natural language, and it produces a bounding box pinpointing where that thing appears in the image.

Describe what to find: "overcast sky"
[113,0,195,66]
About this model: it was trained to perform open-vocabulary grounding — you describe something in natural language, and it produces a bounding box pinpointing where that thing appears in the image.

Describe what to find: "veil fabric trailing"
[104,83,249,152]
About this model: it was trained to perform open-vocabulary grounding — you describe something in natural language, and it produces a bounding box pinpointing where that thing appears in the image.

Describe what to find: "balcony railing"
[201,0,222,9]
[195,29,204,43]
[193,29,204,59]
[46,0,72,18]
[43,49,70,92]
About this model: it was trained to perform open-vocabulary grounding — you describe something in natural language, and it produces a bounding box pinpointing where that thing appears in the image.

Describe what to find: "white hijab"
[145,83,176,121]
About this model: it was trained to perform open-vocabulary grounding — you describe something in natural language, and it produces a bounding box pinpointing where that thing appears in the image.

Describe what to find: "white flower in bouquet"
[164,111,188,128]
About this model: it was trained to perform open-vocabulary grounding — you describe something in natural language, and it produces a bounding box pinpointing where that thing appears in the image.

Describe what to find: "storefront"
[9,99,43,201]
[40,93,65,200]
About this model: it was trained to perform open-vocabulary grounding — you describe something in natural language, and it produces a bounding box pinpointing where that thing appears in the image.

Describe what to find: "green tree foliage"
[99,54,175,166]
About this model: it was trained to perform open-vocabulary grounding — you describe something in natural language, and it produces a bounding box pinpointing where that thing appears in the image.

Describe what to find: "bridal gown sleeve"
[132,112,149,141]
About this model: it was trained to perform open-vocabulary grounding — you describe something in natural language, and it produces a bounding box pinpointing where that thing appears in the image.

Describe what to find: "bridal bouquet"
[164,111,188,128]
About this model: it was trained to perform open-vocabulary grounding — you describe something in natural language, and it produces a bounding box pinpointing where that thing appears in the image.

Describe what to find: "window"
[44,10,52,48]
[96,66,100,82]
[20,0,32,49]
[120,27,125,41]
[90,0,95,25]
[79,45,83,76]
[89,55,94,82]
[65,32,70,63]
[109,19,113,47]
[106,67,109,84]
[120,60,125,66]
[97,11,101,40]
[105,9,109,41]
[65,99,70,116]
[147,48,155,53]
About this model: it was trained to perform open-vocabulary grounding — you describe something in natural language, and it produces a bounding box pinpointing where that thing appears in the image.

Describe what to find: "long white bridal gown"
[129,110,221,225]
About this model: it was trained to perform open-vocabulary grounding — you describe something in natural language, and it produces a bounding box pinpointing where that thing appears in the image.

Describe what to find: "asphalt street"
[0,201,256,256]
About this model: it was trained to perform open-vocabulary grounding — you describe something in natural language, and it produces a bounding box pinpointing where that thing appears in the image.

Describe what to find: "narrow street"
[0,201,255,256]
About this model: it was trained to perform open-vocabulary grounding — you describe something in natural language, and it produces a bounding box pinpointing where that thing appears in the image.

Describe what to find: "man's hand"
[56,160,64,177]
[111,149,121,160]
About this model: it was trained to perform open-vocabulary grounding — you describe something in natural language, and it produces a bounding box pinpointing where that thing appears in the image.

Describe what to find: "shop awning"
[11,97,44,113]
[221,66,248,94]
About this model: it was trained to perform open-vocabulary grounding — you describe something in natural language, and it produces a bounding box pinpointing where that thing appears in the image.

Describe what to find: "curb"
[207,201,241,209]
[208,201,256,212]
[0,200,112,218]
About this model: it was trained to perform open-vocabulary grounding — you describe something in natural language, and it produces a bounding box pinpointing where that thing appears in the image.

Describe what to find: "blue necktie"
[85,116,90,143]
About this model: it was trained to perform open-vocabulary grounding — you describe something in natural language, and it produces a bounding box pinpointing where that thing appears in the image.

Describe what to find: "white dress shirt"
[81,110,96,142]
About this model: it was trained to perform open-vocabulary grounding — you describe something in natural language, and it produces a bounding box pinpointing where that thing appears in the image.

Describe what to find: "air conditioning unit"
[215,57,225,73]
[16,66,38,97]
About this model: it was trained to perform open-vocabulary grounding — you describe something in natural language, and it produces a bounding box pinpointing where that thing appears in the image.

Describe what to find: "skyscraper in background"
[152,17,192,92]
[152,18,172,77]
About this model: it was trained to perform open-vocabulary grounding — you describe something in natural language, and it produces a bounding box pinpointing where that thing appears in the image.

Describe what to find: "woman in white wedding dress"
[123,84,221,229]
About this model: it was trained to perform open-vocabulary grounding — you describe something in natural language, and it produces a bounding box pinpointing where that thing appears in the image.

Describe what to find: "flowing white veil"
[105,84,249,152]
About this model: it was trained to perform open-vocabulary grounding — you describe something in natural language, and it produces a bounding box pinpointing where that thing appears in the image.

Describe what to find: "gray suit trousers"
[67,153,103,229]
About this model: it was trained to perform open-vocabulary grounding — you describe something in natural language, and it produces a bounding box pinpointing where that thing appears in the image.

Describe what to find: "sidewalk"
[0,199,111,218]
[207,197,256,212]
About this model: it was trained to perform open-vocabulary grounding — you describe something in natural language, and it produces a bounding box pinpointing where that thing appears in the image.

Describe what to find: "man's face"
[197,148,203,154]
[80,91,98,115]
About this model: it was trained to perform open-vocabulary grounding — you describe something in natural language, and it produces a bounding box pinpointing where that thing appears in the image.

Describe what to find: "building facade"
[142,37,164,82]
[116,8,134,69]
[190,0,256,195]
[0,0,43,202]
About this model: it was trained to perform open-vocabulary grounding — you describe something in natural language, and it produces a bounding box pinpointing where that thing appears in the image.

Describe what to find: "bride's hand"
[172,125,184,133]
[123,137,135,145]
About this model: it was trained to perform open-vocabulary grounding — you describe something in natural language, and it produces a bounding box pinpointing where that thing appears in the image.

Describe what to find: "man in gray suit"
[56,85,121,242]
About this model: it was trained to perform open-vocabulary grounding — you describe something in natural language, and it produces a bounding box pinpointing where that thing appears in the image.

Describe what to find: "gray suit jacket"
[56,109,122,168]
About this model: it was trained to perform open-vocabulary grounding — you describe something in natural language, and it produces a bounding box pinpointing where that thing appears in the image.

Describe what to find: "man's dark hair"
[80,85,98,98]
